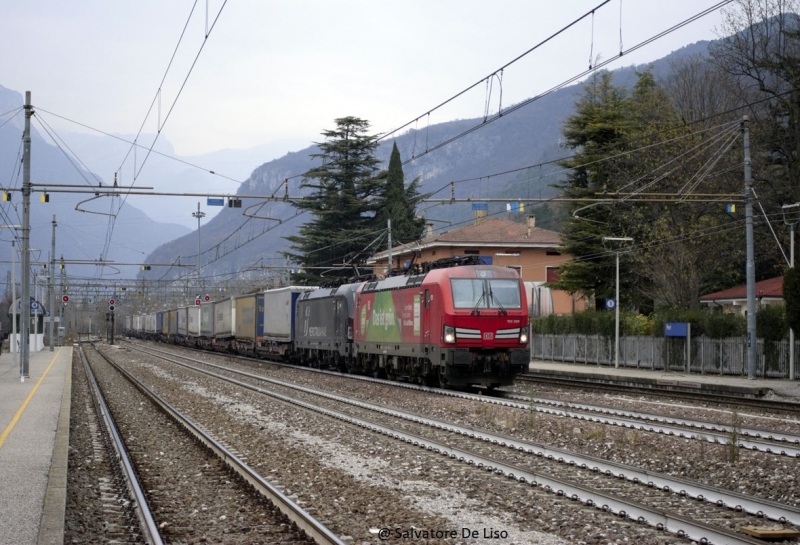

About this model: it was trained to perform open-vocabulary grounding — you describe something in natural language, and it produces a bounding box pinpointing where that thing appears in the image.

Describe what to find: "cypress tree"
[377,142,426,246]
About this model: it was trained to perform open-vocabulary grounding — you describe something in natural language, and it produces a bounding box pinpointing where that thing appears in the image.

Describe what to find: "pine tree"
[284,117,383,285]
[377,142,426,246]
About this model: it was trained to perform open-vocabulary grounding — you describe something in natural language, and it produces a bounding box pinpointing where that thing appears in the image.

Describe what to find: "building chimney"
[475,209,488,225]
[425,223,434,239]
[527,215,535,237]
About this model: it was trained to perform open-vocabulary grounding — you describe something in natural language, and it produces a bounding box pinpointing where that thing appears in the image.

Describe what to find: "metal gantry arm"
[242,201,282,223]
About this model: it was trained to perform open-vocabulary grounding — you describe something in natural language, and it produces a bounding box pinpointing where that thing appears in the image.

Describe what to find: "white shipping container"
[187,306,201,336]
[214,297,236,338]
[200,302,214,337]
[146,313,156,333]
[177,307,189,336]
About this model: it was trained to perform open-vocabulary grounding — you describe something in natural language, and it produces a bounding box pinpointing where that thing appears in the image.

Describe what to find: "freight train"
[125,258,530,389]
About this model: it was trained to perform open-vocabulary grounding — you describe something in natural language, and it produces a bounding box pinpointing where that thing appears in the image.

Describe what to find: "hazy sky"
[2,0,730,162]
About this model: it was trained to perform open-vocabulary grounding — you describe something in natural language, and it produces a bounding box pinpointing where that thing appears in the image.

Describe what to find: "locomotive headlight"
[443,325,456,343]
[519,329,528,344]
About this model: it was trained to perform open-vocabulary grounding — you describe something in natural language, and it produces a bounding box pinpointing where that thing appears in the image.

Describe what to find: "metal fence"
[530,334,799,379]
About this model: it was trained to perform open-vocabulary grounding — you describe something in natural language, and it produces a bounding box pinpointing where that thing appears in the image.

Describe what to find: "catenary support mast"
[744,117,757,380]
[20,91,32,380]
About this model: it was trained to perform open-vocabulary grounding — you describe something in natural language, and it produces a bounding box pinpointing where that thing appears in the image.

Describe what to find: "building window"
[464,249,480,255]
[546,250,561,256]
[546,267,560,283]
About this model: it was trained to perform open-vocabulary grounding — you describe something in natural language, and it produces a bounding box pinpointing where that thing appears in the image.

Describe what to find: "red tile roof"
[369,217,562,261]
[426,217,561,245]
[700,276,784,301]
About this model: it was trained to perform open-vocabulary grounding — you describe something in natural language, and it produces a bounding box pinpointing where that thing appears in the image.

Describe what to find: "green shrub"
[622,313,652,335]
[757,305,787,374]
[531,307,786,340]
[756,305,787,341]
[703,312,746,339]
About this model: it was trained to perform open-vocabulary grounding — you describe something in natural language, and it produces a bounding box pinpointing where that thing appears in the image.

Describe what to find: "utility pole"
[783,203,799,380]
[11,240,16,372]
[49,215,56,352]
[387,219,392,275]
[744,116,757,380]
[20,91,32,380]
[60,256,66,343]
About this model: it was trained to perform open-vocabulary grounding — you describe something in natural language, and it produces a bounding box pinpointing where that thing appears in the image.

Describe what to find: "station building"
[699,276,784,315]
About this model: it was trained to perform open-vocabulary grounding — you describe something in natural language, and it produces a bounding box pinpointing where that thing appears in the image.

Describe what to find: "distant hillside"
[0,85,191,285]
[142,39,713,283]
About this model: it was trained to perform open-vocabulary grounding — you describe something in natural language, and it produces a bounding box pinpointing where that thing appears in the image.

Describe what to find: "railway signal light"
[62,295,69,303]
[109,305,115,311]
[195,300,201,306]
[204,295,210,302]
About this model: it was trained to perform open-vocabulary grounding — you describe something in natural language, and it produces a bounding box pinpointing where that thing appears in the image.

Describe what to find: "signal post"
[108,298,115,345]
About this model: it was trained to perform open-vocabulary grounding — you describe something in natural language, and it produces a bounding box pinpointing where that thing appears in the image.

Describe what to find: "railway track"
[127,340,800,457]
[79,343,342,545]
[517,372,800,415]
[125,341,800,544]
[67,345,161,544]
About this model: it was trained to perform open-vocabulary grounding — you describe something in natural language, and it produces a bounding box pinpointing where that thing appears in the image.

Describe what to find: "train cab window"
[489,279,522,309]
[451,279,522,309]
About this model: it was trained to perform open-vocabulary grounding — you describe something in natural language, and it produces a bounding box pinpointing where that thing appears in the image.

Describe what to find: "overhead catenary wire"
[0,107,22,131]
[379,1,613,144]
[27,1,743,285]
[394,1,733,167]
[32,116,104,188]
[33,108,247,187]
[99,1,229,279]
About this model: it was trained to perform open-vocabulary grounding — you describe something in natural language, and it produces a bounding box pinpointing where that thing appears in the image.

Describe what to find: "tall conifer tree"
[551,73,631,307]
[284,117,383,284]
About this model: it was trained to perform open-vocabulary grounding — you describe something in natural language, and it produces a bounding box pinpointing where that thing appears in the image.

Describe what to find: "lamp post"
[783,203,800,380]
[192,202,205,291]
[602,237,634,368]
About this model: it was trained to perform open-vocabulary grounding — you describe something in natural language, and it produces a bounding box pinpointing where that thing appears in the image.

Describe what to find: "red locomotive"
[353,260,529,388]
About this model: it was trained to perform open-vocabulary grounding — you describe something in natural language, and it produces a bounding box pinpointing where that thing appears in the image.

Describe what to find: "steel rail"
[500,392,800,445]
[128,343,800,537]
[78,344,164,545]
[516,373,800,415]
[88,343,345,545]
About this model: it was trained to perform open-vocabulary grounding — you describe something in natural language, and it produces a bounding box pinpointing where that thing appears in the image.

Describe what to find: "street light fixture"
[602,236,634,368]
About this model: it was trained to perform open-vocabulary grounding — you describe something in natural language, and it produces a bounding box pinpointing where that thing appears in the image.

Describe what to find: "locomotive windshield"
[450,278,522,309]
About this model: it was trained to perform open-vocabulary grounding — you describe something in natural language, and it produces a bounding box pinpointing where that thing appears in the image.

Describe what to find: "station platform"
[528,359,800,400]
[0,345,72,545]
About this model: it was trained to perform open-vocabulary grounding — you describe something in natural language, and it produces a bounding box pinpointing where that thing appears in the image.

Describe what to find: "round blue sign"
[605,298,616,310]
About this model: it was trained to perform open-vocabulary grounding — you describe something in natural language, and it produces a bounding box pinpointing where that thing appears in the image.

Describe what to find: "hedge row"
[530,306,787,340]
